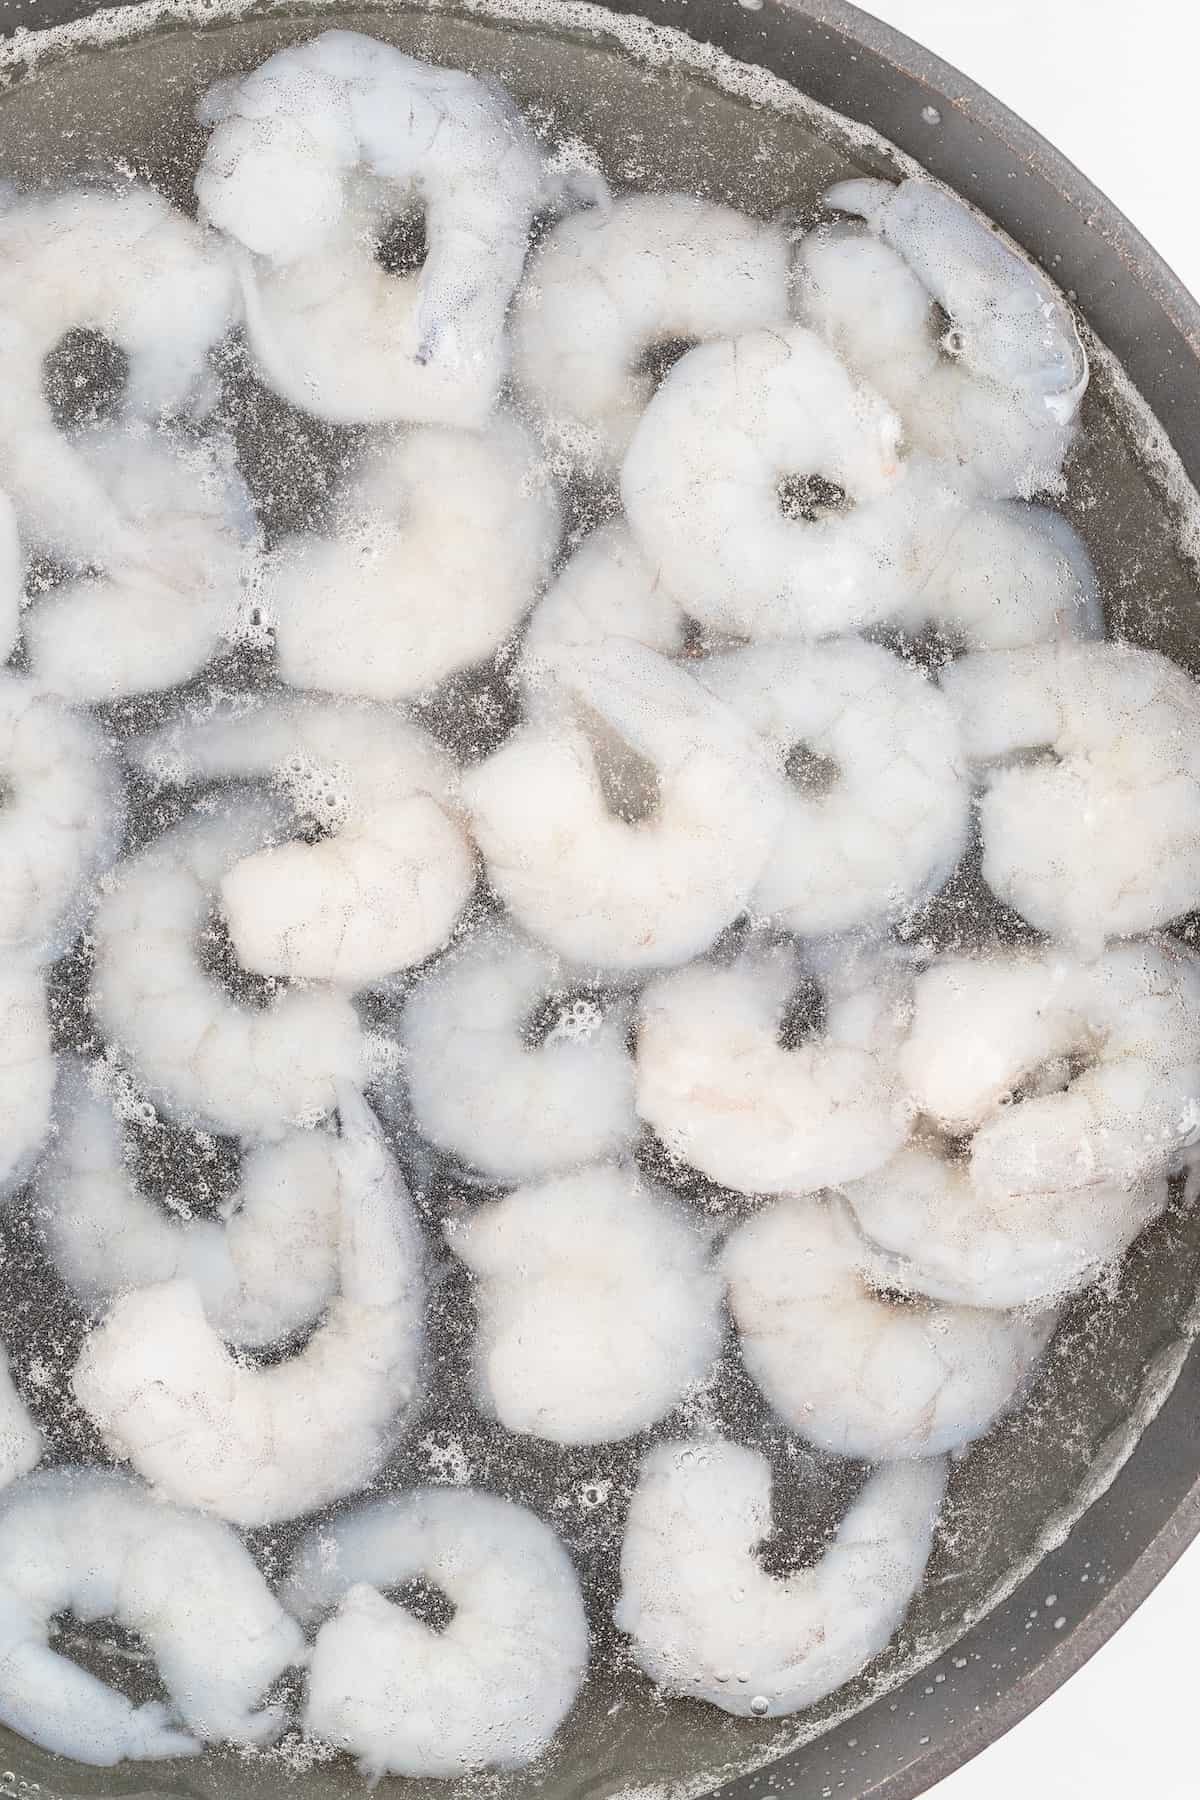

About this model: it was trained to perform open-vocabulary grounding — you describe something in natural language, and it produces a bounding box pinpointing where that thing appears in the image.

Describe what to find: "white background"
[861,2,1200,1795]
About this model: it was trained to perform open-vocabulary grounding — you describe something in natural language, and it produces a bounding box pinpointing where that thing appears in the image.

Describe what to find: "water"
[2,6,1200,1800]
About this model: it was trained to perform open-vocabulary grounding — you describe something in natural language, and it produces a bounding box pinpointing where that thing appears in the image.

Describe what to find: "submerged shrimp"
[463,638,783,971]
[620,324,940,639]
[0,1467,305,1765]
[446,1163,723,1444]
[844,1145,1168,1313]
[400,923,636,1182]
[130,694,473,988]
[513,192,790,471]
[0,1346,41,1493]
[38,1059,342,1349]
[72,1087,425,1527]
[266,415,560,702]
[0,961,53,1198]
[197,30,559,428]
[815,178,1087,497]
[698,638,969,935]
[894,939,1200,1214]
[0,673,126,964]
[23,424,258,704]
[723,1197,1055,1460]
[614,1439,948,1716]
[941,642,1200,949]
[0,184,235,565]
[281,1488,589,1779]
[0,491,19,664]
[90,798,365,1138]
[636,941,911,1197]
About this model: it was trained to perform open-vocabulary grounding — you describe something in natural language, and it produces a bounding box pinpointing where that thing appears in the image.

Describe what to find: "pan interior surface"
[2,6,1200,1800]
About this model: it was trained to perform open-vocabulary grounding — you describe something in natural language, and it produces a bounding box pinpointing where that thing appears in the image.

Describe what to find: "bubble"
[750,1695,770,1717]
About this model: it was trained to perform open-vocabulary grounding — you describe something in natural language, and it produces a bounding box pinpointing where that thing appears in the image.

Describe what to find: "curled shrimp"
[463,638,784,971]
[90,798,366,1138]
[197,30,572,427]
[130,694,474,988]
[0,184,236,566]
[0,1467,305,1764]
[71,1087,425,1527]
[816,179,1087,497]
[722,1196,1056,1459]
[614,1438,948,1716]
[38,1058,342,1349]
[281,1488,589,1779]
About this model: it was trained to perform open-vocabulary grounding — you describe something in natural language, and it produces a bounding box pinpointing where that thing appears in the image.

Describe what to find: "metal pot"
[1,4,1199,1799]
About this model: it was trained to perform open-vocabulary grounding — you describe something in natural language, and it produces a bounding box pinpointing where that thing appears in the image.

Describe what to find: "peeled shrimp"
[281,1488,588,1779]
[620,324,938,639]
[90,798,365,1138]
[513,192,790,471]
[0,961,54,1197]
[636,941,911,1197]
[197,30,555,428]
[0,185,235,565]
[446,1163,722,1444]
[844,1145,1167,1312]
[814,179,1086,497]
[400,923,636,1181]
[722,1197,1055,1460]
[521,522,688,704]
[72,1087,424,1527]
[898,940,1200,1200]
[0,673,126,964]
[23,423,258,703]
[463,638,783,971]
[614,1439,947,1716]
[38,1059,342,1349]
[0,1467,304,1764]
[698,638,969,935]
[129,694,473,988]
[0,491,19,664]
[889,500,1101,650]
[941,641,1200,949]
[267,414,560,702]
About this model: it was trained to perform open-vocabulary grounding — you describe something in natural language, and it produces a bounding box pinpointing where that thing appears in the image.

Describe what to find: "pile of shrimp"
[0,19,1196,1780]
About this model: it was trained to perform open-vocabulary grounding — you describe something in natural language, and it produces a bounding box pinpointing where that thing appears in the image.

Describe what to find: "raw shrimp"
[445,1162,722,1443]
[197,30,557,428]
[280,1488,588,1779]
[0,184,235,565]
[698,638,969,935]
[891,500,1101,650]
[0,1347,41,1491]
[513,192,790,471]
[722,1198,1055,1459]
[897,940,1200,1201]
[941,642,1200,948]
[130,694,473,987]
[844,1145,1168,1312]
[23,423,258,703]
[0,1467,305,1764]
[0,491,19,664]
[0,961,54,1196]
[400,923,636,1181]
[813,178,1087,497]
[72,1087,425,1527]
[38,1059,342,1349]
[521,522,688,704]
[267,414,560,702]
[636,940,911,1197]
[620,323,939,639]
[0,673,126,964]
[90,798,365,1138]
[614,1439,947,1716]
[463,638,783,971]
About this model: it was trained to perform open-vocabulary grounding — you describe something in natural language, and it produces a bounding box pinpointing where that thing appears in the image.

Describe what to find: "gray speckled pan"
[2,2,1200,1798]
